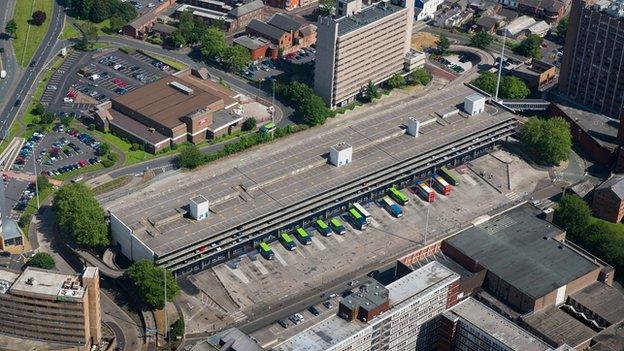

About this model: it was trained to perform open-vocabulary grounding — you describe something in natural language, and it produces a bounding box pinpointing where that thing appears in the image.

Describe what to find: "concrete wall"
[314,17,338,107]
[110,212,154,262]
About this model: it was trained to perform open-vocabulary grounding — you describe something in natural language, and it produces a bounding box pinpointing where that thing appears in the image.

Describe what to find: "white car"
[147,2,155,7]
[63,97,74,103]
[89,74,100,81]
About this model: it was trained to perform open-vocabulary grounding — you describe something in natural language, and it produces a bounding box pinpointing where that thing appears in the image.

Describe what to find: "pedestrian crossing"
[505,191,521,201]
[230,311,247,323]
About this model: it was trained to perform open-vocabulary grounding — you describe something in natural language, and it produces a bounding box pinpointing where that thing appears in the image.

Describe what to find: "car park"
[277,319,289,328]
[308,306,320,316]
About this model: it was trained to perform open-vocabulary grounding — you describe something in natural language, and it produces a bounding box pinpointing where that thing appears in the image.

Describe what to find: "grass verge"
[91,175,132,196]
[51,163,105,182]
[91,131,156,166]
[59,18,81,40]
[138,50,188,71]
[18,186,55,234]
[13,0,54,67]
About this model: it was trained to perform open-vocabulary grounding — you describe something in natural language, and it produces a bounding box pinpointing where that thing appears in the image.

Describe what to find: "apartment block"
[558,0,624,119]
[0,267,101,350]
[274,261,460,351]
[314,0,414,108]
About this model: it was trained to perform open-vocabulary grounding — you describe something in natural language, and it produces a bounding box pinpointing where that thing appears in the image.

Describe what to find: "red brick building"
[233,36,276,60]
[245,13,316,56]
[592,175,624,223]
[122,0,177,39]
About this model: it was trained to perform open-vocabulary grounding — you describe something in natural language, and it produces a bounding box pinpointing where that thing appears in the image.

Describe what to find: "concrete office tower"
[558,0,624,119]
[315,0,414,108]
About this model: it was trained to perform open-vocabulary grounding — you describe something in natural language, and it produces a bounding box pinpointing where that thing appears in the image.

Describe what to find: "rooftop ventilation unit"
[190,195,210,221]
[330,142,353,167]
[407,117,420,137]
[169,81,195,95]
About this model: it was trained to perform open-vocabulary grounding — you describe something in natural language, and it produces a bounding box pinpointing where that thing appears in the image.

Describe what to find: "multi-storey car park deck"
[105,85,518,275]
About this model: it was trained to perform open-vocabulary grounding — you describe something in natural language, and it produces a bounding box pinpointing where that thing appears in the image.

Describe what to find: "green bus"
[388,186,409,205]
[330,218,346,235]
[295,227,312,245]
[258,242,274,260]
[280,233,297,251]
[260,122,276,133]
[315,219,332,236]
[349,208,367,230]
[440,166,460,186]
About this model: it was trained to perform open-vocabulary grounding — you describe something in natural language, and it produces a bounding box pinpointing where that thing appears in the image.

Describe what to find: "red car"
[113,78,128,88]
[68,128,79,136]
[66,90,78,99]
[78,160,88,167]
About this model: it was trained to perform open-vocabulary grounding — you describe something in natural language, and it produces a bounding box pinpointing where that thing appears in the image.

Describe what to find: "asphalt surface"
[0,0,65,137]
[0,0,20,115]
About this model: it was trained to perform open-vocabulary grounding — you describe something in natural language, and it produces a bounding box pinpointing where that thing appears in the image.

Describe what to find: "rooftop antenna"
[494,30,507,102]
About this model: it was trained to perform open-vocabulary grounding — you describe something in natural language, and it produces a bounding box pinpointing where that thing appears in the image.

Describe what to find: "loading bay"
[103,84,518,276]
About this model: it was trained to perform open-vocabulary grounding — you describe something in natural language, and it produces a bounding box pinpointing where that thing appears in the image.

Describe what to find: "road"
[0,0,20,115]
[0,0,65,137]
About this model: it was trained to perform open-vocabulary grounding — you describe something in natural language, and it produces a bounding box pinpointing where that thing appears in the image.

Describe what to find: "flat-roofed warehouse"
[104,85,518,276]
[96,70,243,153]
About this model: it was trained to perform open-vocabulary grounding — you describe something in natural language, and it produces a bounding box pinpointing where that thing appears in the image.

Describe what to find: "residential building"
[233,35,274,60]
[508,59,557,90]
[592,175,624,223]
[558,0,624,119]
[415,0,445,20]
[122,0,177,39]
[526,20,551,35]
[499,15,536,37]
[475,15,506,33]
[0,267,101,350]
[246,13,317,56]
[175,0,265,33]
[273,261,460,351]
[516,0,568,22]
[440,203,613,314]
[435,7,475,27]
[314,0,414,108]
[437,297,555,351]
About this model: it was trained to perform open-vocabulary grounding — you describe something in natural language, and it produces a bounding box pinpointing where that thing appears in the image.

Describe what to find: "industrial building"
[0,267,101,350]
[440,203,613,314]
[94,70,244,153]
[103,85,517,276]
[559,0,624,119]
[314,0,414,107]
[174,0,265,33]
[273,261,460,351]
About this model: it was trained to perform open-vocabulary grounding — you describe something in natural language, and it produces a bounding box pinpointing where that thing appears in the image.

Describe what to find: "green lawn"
[18,186,55,233]
[139,50,188,71]
[91,175,132,196]
[52,163,105,181]
[59,18,81,40]
[13,0,54,67]
[589,216,624,236]
[91,131,156,166]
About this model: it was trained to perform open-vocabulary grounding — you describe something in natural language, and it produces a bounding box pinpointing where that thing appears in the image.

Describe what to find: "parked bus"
[258,242,274,260]
[416,181,436,202]
[260,122,276,133]
[353,203,371,224]
[280,233,297,251]
[349,208,367,230]
[330,218,346,235]
[382,196,403,217]
[432,173,452,195]
[439,166,460,186]
[295,227,312,245]
[388,186,409,205]
[315,219,332,236]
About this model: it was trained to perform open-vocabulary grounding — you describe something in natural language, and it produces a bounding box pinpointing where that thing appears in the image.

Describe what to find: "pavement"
[0,0,19,115]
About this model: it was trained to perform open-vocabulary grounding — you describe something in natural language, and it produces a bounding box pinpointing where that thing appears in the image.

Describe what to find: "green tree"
[436,35,451,55]
[76,21,99,50]
[200,27,226,60]
[514,34,543,58]
[27,252,55,269]
[177,144,205,169]
[556,17,569,39]
[125,260,180,310]
[5,19,17,39]
[167,30,186,48]
[31,11,47,26]
[500,76,530,99]
[241,117,257,131]
[409,68,431,86]
[97,142,110,156]
[37,175,51,192]
[32,102,45,116]
[40,112,55,124]
[471,72,498,95]
[521,117,572,165]
[300,95,330,126]
[365,81,380,102]
[89,1,111,23]
[553,194,591,238]
[170,318,185,340]
[178,10,196,43]
[470,31,493,49]
[387,73,406,89]
[223,45,251,73]
[53,184,109,248]
[108,16,126,33]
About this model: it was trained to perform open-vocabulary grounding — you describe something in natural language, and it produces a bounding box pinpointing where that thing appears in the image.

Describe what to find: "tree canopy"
[521,116,571,165]
[223,45,252,73]
[513,34,543,58]
[471,72,498,95]
[387,73,406,89]
[200,27,227,61]
[471,72,530,99]
[470,31,493,49]
[556,17,569,39]
[27,252,55,269]
[554,195,591,237]
[125,260,180,310]
[5,20,17,39]
[241,117,257,131]
[53,183,109,248]
[177,144,205,169]
[68,0,136,24]
[436,35,451,55]
[31,11,47,26]
[409,68,432,86]
[282,82,332,126]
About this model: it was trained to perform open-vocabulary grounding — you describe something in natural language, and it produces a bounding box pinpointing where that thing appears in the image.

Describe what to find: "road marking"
[311,237,326,251]
[226,265,250,284]
[273,250,288,267]
[462,173,477,186]
[252,259,269,275]
[332,234,344,243]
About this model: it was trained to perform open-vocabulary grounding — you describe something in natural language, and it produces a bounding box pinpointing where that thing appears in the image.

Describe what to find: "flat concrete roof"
[445,204,600,299]
[523,306,595,347]
[446,298,552,351]
[104,85,516,257]
[335,2,406,36]
[570,282,624,325]
[9,267,85,299]
[387,261,458,306]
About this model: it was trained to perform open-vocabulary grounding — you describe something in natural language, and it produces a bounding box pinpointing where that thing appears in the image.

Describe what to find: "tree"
[97,142,110,156]
[167,30,186,48]
[170,318,185,340]
[436,35,451,55]
[125,260,180,310]
[500,76,530,99]
[556,17,569,39]
[300,95,330,126]
[471,72,498,95]
[31,11,47,26]
[553,194,591,238]
[223,45,252,73]
[177,144,205,169]
[53,183,109,248]
[40,112,55,124]
[5,19,17,39]
[37,175,51,192]
[108,16,126,33]
[32,102,45,116]
[365,81,380,102]
[76,21,99,51]
[470,31,493,49]
[514,34,543,58]
[387,73,406,89]
[61,114,73,127]
[200,27,226,60]
[409,68,431,86]
[89,1,111,23]
[521,116,572,165]
[241,117,257,131]
[27,252,55,269]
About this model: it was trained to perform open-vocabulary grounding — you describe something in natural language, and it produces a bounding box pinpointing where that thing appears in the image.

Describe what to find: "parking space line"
[226,265,250,284]
[462,173,477,186]
[332,234,344,243]
[311,237,326,251]
[252,259,269,275]
[273,250,288,267]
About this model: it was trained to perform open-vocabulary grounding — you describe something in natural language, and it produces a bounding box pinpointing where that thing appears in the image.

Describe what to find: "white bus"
[353,203,371,224]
